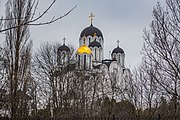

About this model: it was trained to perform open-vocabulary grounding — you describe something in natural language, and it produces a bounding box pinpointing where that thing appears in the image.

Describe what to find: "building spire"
[89,13,95,24]
[63,37,66,45]
[117,40,120,47]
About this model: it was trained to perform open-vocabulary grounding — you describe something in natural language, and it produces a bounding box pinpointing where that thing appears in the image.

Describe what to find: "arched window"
[84,55,86,70]
[95,48,97,60]
[89,56,91,69]
[78,55,80,69]
[113,54,116,59]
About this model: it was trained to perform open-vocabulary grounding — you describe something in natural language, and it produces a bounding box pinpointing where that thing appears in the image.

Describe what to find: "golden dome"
[77,44,92,55]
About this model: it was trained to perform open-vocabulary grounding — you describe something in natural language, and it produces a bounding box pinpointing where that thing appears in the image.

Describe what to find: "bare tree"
[1,0,76,118]
[3,0,35,118]
[33,42,60,115]
[142,0,180,99]
[142,0,180,119]
[0,0,76,33]
[0,46,9,116]
[33,42,76,116]
[140,62,162,117]
[0,46,6,82]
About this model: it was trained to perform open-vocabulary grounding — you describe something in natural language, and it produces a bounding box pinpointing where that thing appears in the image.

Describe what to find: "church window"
[99,38,101,43]
[95,48,97,60]
[89,56,91,69]
[78,55,80,69]
[84,55,86,70]
[99,48,101,61]
[113,54,116,59]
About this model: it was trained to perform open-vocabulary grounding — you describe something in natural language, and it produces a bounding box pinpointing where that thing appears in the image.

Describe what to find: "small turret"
[111,40,125,67]
[57,38,70,65]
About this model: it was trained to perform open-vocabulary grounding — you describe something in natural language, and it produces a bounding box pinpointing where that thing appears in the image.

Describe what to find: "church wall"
[76,53,92,70]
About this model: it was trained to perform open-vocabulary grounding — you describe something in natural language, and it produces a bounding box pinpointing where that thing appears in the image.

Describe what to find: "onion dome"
[89,40,101,48]
[112,46,124,54]
[58,38,70,52]
[80,24,103,38]
[58,44,70,52]
[112,40,124,54]
[89,33,102,48]
[77,44,92,54]
[80,13,103,38]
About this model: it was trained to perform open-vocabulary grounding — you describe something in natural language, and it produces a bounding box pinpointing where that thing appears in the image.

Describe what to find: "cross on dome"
[63,37,66,45]
[117,40,120,47]
[89,13,95,24]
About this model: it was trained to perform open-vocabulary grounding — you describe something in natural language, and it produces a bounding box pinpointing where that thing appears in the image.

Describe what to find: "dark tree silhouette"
[0,0,76,33]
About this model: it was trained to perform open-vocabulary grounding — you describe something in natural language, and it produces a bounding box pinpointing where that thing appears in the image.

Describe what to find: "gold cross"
[63,37,66,44]
[117,40,120,47]
[89,13,95,24]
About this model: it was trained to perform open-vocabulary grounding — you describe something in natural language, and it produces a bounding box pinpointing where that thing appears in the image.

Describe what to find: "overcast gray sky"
[0,0,165,67]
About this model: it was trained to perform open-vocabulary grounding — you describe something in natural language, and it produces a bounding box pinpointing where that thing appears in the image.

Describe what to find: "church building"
[56,13,131,98]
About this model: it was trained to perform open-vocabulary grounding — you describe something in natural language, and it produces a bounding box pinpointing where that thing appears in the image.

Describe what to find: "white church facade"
[56,13,131,100]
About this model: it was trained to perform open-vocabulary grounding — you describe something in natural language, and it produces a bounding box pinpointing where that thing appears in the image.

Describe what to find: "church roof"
[112,46,124,54]
[80,24,103,38]
[58,44,70,52]
[102,59,116,69]
[89,40,102,48]
[77,44,92,55]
